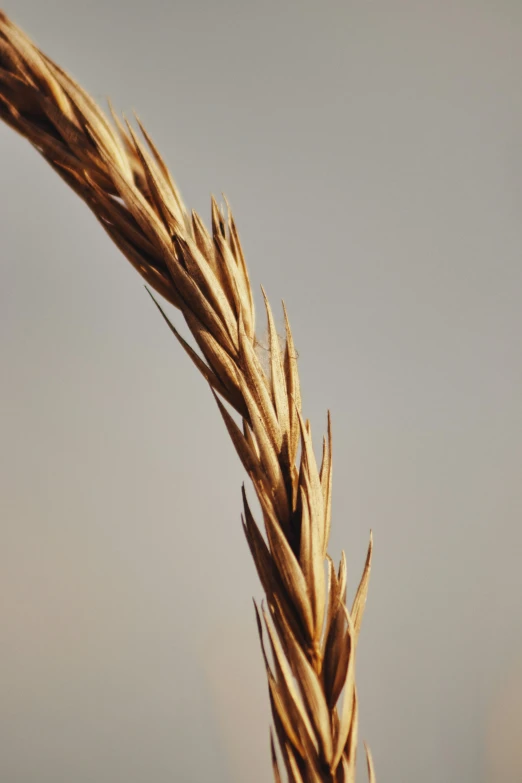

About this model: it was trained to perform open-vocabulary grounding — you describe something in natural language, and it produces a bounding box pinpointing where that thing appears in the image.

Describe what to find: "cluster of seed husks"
[0,12,374,782]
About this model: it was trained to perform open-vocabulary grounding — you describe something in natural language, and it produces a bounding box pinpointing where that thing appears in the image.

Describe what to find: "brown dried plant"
[0,11,374,783]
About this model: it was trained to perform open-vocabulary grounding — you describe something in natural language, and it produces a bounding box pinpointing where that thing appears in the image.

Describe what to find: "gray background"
[1,2,521,782]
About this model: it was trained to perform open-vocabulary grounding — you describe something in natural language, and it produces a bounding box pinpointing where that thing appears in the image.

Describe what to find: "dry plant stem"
[0,11,375,783]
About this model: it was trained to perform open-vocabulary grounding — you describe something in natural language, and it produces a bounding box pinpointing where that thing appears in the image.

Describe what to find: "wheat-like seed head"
[0,11,374,783]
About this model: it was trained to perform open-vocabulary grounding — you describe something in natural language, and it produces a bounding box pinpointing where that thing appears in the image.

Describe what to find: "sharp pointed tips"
[221,191,231,210]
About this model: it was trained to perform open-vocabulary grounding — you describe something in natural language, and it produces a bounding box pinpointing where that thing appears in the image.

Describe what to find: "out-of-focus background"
[1,2,521,782]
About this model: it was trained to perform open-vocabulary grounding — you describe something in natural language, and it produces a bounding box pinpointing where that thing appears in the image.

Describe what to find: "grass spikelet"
[0,11,375,782]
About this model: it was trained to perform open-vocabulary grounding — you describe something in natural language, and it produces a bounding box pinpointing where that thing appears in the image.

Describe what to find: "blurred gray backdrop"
[1,2,521,782]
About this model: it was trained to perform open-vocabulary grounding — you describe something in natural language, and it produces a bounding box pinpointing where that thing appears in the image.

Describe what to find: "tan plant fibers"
[0,11,374,783]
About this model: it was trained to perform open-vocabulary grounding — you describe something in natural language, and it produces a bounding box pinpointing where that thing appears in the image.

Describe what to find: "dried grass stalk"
[0,11,375,782]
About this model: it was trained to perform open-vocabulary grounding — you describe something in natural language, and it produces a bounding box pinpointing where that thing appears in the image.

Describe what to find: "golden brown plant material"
[0,11,374,783]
